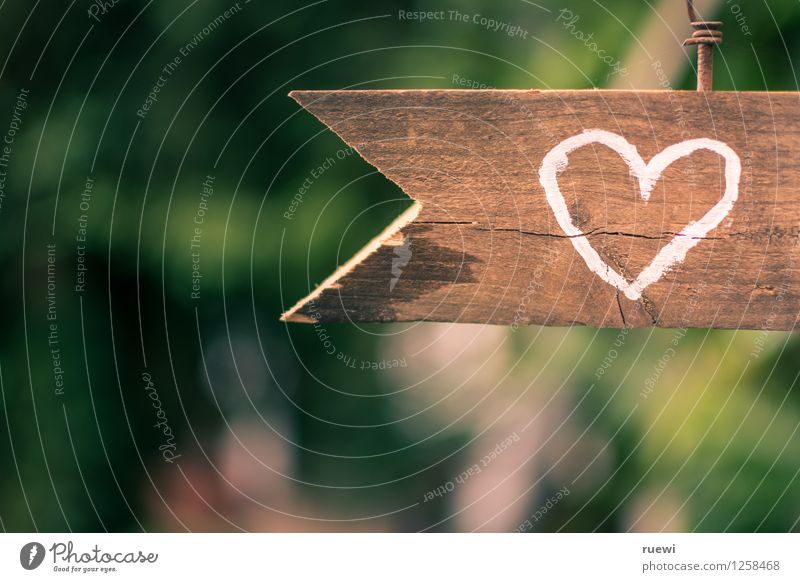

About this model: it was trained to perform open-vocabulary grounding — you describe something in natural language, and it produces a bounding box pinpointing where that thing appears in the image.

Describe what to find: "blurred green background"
[0,0,799,532]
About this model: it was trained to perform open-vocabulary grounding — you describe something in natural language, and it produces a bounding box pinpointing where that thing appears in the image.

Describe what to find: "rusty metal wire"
[683,1,723,91]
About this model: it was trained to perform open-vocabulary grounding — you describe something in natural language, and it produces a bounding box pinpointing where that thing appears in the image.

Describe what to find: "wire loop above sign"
[684,0,723,91]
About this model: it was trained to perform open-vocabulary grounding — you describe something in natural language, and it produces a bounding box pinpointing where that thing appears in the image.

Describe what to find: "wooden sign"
[281,89,800,330]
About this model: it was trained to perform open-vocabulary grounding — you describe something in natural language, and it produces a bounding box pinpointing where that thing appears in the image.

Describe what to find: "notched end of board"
[288,90,309,105]
[280,202,422,324]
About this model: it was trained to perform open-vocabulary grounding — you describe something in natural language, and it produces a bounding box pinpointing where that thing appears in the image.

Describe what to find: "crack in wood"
[615,291,628,328]
[603,249,660,326]
[416,221,478,225]
[476,226,723,241]
[421,222,760,241]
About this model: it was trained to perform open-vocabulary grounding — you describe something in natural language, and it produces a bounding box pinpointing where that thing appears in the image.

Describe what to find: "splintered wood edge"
[280,202,421,323]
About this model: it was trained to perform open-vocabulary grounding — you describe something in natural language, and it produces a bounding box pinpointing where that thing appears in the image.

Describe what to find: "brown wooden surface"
[282,90,800,329]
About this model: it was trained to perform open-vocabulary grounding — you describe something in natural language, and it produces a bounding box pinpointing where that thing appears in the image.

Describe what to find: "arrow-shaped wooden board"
[281,90,800,330]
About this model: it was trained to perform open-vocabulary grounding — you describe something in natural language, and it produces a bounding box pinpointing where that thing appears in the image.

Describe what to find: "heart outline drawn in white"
[538,129,741,301]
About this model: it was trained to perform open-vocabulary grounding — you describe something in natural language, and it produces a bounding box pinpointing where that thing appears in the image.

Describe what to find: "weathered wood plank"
[282,90,800,329]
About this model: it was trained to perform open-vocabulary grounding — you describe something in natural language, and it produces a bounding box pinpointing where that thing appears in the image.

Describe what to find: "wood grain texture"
[282,90,800,330]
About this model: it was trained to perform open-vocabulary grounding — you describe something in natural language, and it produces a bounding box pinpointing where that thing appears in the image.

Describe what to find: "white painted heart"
[538,129,741,301]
